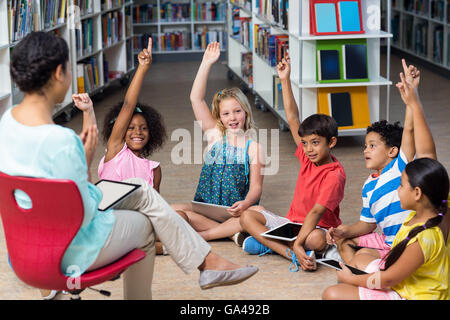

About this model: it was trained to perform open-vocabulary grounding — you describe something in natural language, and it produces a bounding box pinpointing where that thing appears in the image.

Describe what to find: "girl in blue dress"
[171,42,265,244]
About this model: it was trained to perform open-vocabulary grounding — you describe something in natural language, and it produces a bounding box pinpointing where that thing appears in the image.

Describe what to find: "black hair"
[382,158,449,270]
[366,120,403,149]
[102,102,167,158]
[10,31,69,94]
[298,114,338,142]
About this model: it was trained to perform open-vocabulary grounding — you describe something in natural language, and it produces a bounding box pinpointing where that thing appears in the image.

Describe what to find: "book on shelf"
[317,50,340,81]
[273,75,283,110]
[160,2,190,22]
[414,21,428,57]
[134,33,158,51]
[255,24,289,67]
[431,25,443,63]
[255,0,273,20]
[342,43,368,80]
[317,86,370,129]
[101,0,123,11]
[102,10,123,47]
[77,57,100,93]
[194,27,226,50]
[133,4,157,23]
[328,92,353,127]
[310,0,364,35]
[75,18,94,58]
[41,0,67,29]
[73,0,94,16]
[241,52,253,87]
[158,31,191,51]
[8,0,39,43]
[193,1,226,21]
[316,39,369,83]
[431,0,445,21]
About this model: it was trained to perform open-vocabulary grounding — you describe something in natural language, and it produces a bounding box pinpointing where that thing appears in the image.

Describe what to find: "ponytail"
[382,158,449,270]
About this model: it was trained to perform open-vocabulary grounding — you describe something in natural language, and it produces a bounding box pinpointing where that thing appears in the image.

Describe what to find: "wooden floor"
[0,54,448,300]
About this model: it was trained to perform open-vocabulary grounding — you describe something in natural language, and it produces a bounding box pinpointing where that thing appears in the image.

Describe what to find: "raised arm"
[276,57,302,146]
[397,59,416,163]
[396,60,436,160]
[104,37,153,162]
[190,42,220,132]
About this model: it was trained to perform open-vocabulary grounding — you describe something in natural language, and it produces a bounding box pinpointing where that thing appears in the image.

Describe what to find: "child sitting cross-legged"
[326,59,419,266]
[239,56,346,272]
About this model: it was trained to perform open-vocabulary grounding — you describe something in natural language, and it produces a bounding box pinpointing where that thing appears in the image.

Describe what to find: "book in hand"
[328,92,353,127]
[318,50,341,81]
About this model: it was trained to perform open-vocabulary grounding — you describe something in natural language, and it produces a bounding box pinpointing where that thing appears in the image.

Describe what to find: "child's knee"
[248,205,266,212]
[305,229,327,251]
[322,285,340,300]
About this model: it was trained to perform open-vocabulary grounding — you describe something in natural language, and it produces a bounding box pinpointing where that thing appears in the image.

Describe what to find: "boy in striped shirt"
[326,60,418,264]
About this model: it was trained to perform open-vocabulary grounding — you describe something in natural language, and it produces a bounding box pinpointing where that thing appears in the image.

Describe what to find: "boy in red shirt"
[240,57,346,271]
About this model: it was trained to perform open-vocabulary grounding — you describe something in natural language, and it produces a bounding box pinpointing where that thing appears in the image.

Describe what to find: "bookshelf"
[389,0,450,71]
[132,0,227,56]
[227,0,393,135]
[0,0,135,120]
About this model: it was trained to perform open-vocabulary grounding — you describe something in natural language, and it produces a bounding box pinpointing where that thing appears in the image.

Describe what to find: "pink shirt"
[98,143,160,187]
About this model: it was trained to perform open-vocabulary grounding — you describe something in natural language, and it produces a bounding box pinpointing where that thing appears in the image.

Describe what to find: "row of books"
[41,0,67,29]
[160,3,191,22]
[8,0,37,43]
[133,4,157,23]
[232,12,252,49]
[254,25,289,67]
[102,10,123,47]
[75,18,94,58]
[193,28,226,50]
[396,0,449,23]
[73,0,94,16]
[101,0,124,11]
[241,52,253,87]
[76,57,100,93]
[133,33,158,51]
[160,31,191,51]
[192,2,227,21]
[414,21,428,57]
[255,0,272,19]
[272,0,289,29]
[230,0,252,11]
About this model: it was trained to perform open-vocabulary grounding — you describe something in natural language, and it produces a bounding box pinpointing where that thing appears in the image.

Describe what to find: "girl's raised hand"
[138,37,153,68]
[72,93,93,112]
[276,56,291,80]
[401,58,420,89]
[202,42,220,66]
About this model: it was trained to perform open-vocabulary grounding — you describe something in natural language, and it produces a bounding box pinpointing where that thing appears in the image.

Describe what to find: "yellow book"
[317,86,371,130]
[77,63,85,93]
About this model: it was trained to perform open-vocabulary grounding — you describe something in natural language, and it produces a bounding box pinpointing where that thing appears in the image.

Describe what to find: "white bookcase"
[227,0,393,135]
[0,0,135,120]
[132,0,227,54]
[389,0,450,71]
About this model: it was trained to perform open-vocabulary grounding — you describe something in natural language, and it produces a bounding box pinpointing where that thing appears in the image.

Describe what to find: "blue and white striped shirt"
[360,149,411,245]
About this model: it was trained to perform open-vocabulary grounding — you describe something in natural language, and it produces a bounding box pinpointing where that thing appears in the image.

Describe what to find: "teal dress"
[194,137,258,206]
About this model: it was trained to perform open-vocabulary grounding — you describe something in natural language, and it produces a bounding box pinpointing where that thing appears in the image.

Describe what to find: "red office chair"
[0,171,146,299]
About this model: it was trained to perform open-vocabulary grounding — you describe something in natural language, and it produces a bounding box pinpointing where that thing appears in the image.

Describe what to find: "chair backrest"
[0,171,84,289]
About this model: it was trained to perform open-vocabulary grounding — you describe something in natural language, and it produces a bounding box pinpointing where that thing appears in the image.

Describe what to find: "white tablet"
[261,222,302,241]
[191,200,232,223]
[95,179,141,211]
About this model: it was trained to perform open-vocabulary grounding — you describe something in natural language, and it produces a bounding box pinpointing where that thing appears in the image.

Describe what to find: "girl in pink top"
[98,38,167,192]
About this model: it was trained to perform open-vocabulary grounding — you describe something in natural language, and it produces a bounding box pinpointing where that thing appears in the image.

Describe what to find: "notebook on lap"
[191,200,232,223]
